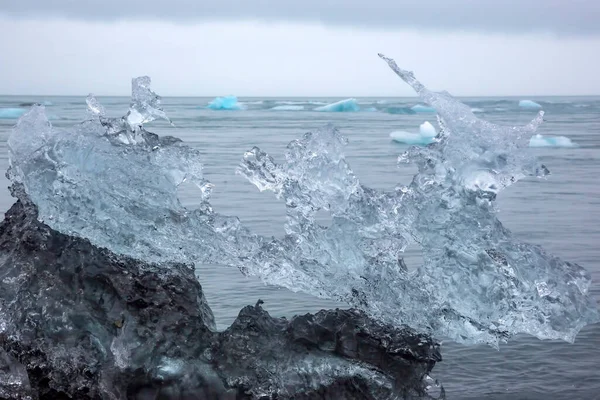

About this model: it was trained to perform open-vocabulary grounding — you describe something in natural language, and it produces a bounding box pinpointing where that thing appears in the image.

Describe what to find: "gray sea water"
[1,95,599,399]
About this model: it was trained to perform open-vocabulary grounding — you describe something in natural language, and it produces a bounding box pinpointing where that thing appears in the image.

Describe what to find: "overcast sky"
[1,1,599,96]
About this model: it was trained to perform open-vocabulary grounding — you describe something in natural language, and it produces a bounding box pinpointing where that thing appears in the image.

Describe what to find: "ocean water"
[1,95,599,399]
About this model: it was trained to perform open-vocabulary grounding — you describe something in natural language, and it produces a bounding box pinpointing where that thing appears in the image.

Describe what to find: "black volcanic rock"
[0,197,441,399]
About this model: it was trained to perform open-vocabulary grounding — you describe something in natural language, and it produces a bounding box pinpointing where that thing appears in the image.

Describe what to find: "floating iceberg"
[529,134,577,148]
[390,121,437,145]
[271,105,304,111]
[314,98,360,112]
[0,108,26,119]
[8,63,598,349]
[519,99,542,109]
[411,104,436,113]
[207,95,245,110]
[471,107,484,113]
[386,107,417,115]
[390,131,433,145]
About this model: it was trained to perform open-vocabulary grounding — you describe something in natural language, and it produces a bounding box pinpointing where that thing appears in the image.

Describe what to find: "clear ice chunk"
[7,60,598,347]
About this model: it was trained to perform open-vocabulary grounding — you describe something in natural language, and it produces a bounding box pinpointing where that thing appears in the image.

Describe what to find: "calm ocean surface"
[1,95,599,399]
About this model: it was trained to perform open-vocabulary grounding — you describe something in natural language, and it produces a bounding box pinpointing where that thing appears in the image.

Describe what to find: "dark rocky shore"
[0,196,441,399]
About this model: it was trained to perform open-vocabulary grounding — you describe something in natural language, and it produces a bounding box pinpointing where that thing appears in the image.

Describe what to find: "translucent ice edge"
[8,62,598,348]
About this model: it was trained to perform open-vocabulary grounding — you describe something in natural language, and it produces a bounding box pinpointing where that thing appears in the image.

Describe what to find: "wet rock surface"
[0,197,440,399]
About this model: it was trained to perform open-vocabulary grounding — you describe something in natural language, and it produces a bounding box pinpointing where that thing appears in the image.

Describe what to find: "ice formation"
[314,98,360,112]
[7,62,598,348]
[529,134,577,148]
[0,108,26,119]
[206,95,245,110]
[519,99,543,109]
[390,121,437,145]
[386,107,417,115]
[271,105,305,111]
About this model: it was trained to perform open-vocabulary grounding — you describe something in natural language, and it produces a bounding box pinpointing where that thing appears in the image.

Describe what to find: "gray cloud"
[2,0,599,35]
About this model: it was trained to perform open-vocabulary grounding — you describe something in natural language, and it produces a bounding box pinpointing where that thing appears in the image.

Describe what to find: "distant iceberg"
[207,96,245,110]
[471,108,484,113]
[385,107,416,115]
[271,105,304,111]
[519,100,542,109]
[314,98,360,112]
[390,121,437,145]
[529,134,577,148]
[411,104,436,113]
[0,108,26,119]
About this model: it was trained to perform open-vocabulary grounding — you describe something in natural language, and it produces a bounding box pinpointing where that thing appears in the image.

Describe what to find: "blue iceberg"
[314,98,360,112]
[390,121,437,145]
[529,134,577,148]
[271,105,304,111]
[207,96,245,110]
[519,99,542,109]
[411,104,436,113]
[0,108,27,119]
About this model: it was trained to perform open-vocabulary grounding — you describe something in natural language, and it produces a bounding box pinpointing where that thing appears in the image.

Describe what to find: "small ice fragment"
[519,100,542,109]
[471,108,484,113]
[529,134,577,148]
[314,98,360,112]
[128,76,173,129]
[86,94,106,116]
[419,121,437,138]
[207,96,245,110]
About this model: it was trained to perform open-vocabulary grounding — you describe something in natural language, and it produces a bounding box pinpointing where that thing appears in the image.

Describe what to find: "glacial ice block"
[390,131,434,145]
[390,121,437,146]
[529,134,577,148]
[314,98,360,112]
[519,99,542,109]
[206,95,245,110]
[390,121,437,145]
[0,108,26,119]
[8,63,599,347]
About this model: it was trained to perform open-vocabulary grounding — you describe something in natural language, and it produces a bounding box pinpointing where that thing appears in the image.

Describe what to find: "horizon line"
[1,94,600,98]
